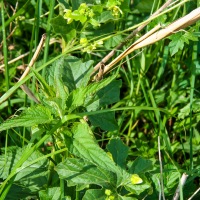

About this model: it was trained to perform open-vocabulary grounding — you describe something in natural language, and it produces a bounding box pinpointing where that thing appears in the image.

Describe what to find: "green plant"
[0,0,200,199]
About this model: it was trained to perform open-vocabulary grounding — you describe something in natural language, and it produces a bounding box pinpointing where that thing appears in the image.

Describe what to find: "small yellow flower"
[131,174,143,184]
[63,9,73,24]
[105,189,112,196]
[107,152,114,161]
[80,38,88,46]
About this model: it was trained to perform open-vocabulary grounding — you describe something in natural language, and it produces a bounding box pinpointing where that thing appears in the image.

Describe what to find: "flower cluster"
[80,37,103,53]
[106,0,124,17]
[64,3,99,27]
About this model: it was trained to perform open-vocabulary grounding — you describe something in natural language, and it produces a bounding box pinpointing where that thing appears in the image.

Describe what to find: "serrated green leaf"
[124,182,150,195]
[168,31,197,56]
[55,158,117,189]
[168,33,185,56]
[6,184,38,200]
[87,80,121,111]
[129,157,153,174]
[83,189,106,200]
[0,146,48,185]
[89,112,118,131]
[48,56,93,93]
[66,74,117,112]
[39,97,64,118]
[0,105,53,131]
[178,100,200,119]
[39,187,61,200]
[71,122,120,174]
[62,56,94,92]
[107,138,129,168]
[184,31,198,42]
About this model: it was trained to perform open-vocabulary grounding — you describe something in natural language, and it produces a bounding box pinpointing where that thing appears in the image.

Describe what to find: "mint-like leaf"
[0,105,53,131]
[107,138,129,168]
[55,158,117,188]
[89,112,118,131]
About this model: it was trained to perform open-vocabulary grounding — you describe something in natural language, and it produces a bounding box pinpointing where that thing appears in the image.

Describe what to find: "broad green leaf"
[105,35,123,49]
[62,56,94,91]
[65,29,77,44]
[178,100,200,119]
[39,187,61,200]
[6,184,39,200]
[0,146,48,186]
[86,80,122,111]
[107,138,129,168]
[124,182,150,195]
[0,105,53,131]
[50,15,74,42]
[66,74,117,112]
[83,189,106,200]
[129,157,153,174]
[55,158,117,189]
[48,56,93,93]
[120,0,131,12]
[89,112,118,131]
[96,11,115,23]
[71,122,120,174]
[134,0,154,13]
[168,31,197,56]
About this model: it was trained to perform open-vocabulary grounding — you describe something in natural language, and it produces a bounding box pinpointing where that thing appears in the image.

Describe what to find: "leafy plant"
[0,0,200,199]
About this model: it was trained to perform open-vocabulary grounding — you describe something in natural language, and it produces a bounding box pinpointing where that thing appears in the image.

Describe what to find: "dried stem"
[158,136,166,200]
[101,7,200,75]
[92,0,174,75]
[188,187,200,200]
[18,33,46,81]
[17,34,46,103]
[172,173,188,200]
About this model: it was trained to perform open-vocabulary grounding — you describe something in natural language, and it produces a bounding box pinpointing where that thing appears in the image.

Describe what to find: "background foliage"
[0,0,199,199]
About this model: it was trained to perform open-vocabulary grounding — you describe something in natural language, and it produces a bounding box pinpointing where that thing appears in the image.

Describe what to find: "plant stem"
[1,2,11,114]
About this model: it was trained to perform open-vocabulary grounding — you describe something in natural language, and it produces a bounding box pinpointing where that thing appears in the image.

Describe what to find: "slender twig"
[172,173,188,200]
[1,2,11,114]
[158,136,166,200]
[17,34,46,103]
[18,33,46,81]
[92,0,174,75]
[188,187,200,200]
[100,7,200,75]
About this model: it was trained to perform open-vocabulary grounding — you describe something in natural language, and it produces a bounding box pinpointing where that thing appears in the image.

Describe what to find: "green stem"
[42,0,56,77]
[0,0,31,31]
[0,121,62,199]
[1,2,11,114]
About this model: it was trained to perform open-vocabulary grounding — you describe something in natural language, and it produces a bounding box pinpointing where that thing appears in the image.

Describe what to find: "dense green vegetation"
[0,0,199,199]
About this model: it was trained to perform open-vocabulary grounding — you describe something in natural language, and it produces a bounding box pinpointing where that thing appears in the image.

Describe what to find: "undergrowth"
[0,0,199,199]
